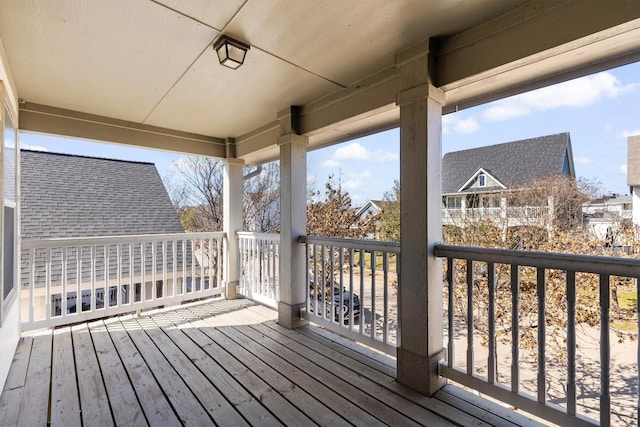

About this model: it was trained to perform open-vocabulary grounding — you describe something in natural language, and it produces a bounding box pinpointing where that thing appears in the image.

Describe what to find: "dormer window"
[478,173,486,187]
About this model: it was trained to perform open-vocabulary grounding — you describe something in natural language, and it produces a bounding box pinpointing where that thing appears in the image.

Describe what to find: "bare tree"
[165,156,280,232]
[243,162,280,233]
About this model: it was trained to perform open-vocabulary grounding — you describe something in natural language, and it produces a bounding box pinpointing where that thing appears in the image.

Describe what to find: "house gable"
[457,168,506,193]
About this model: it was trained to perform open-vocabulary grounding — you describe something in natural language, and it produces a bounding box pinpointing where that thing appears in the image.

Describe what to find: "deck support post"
[278,107,308,329]
[223,145,244,300]
[396,50,446,396]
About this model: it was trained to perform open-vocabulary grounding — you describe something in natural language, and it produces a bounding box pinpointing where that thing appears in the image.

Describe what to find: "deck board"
[0,337,33,426]
[71,322,113,426]
[50,327,81,427]
[1,298,545,426]
[104,316,179,426]
[89,320,147,427]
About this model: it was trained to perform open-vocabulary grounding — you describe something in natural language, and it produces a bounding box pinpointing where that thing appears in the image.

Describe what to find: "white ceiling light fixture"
[213,35,250,70]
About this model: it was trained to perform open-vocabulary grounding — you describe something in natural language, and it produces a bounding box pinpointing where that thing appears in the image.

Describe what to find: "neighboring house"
[582,194,633,241]
[20,150,190,318]
[628,134,640,226]
[441,132,576,231]
[355,200,386,219]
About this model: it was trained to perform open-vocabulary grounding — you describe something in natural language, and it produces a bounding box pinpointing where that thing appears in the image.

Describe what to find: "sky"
[20,61,640,207]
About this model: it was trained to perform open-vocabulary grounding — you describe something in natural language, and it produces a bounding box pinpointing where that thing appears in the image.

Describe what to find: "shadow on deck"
[0,298,544,426]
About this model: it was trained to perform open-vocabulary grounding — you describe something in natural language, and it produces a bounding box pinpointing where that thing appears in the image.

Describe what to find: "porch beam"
[396,50,445,396]
[223,145,244,300]
[19,102,227,158]
[432,2,640,113]
[277,107,308,329]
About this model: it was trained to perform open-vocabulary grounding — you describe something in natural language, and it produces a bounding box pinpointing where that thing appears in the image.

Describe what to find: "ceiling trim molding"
[19,102,226,158]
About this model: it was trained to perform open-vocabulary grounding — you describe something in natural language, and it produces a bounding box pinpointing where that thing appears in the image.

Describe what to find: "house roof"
[442,133,575,195]
[21,150,184,239]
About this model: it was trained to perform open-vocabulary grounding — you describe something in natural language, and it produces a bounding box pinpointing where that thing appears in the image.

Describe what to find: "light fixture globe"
[213,35,250,69]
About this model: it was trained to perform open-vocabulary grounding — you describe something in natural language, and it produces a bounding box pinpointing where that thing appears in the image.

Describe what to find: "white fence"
[237,232,280,308]
[21,232,225,330]
[299,235,400,355]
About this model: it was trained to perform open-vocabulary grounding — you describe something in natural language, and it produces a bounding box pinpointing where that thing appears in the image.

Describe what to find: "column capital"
[224,157,245,166]
[277,133,308,147]
[397,83,445,107]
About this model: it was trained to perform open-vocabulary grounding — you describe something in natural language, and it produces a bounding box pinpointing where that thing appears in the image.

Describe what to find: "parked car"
[308,272,360,323]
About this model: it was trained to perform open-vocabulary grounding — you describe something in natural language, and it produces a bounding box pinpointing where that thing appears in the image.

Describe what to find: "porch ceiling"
[1,1,639,164]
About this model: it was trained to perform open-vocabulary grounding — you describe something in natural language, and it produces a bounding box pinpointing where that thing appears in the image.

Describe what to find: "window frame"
[0,90,19,326]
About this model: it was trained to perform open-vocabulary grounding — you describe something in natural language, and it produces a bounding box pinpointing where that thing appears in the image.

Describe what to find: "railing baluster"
[162,240,167,296]
[141,242,147,302]
[172,240,177,298]
[330,245,335,323]
[339,247,344,325]
[371,250,377,340]
[537,267,546,404]
[600,274,611,427]
[61,247,67,317]
[447,257,454,368]
[91,245,96,311]
[46,248,51,322]
[383,251,389,345]
[359,248,365,333]
[104,244,109,309]
[466,259,474,375]
[566,270,576,416]
[78,246,83,309]
[511,263,519,394]
[488,261,496,384]
[349,247,355,332]
[116,244,122,306]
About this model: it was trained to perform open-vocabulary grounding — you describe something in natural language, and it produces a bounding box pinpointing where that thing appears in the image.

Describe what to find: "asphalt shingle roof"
[21,150,184,239]
[442,132,573,194]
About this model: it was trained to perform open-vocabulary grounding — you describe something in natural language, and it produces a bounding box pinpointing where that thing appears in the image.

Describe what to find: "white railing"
[299,235,400,355]
[435,244,640,427]
[442,206,550,225]
[21,232,225,331]
[237,232,279,308]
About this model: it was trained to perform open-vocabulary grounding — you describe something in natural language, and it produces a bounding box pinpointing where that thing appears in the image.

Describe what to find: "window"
[446,196,462,209]
[478,173,486,187]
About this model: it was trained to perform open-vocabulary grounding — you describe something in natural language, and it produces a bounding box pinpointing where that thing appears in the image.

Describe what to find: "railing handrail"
[300,235,400,253]
[236,231,280,240]
[22,231,226,249]
[435,243,640,277]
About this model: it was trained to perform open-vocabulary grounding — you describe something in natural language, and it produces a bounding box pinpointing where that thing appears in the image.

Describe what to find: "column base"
[277,301,308,329]
[397,347,446,396]
[225,281,238,300]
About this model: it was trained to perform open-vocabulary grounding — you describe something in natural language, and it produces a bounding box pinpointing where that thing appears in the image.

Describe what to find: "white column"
[633,186,640,226]
[223,157,244,299]
[397,52,446,396]
[278,132,308,328]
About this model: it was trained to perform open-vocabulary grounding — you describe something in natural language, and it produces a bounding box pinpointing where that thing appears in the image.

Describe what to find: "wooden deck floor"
[0,298,544,426]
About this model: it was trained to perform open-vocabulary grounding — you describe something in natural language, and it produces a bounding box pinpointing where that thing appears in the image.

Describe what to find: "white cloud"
[321,159,341,168]
[455,117,480,135]
[335,143,370,161]
[343,170,372,191]
[574,157,592,165]
[324,142,397,167]
[482,71,636,122]
[620,164,628,174]
[442,114,481,135]
[619,129,640,139]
